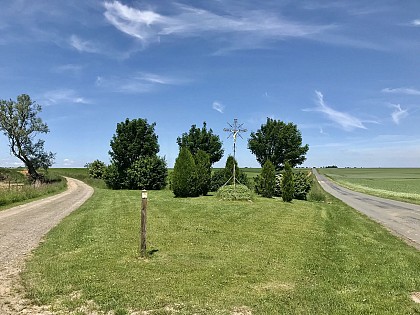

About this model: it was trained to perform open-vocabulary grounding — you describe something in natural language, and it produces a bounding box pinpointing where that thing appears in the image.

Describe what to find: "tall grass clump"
[217,184,252,201]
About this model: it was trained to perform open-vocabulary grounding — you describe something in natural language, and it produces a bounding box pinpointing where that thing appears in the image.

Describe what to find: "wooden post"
[140,190,148,257]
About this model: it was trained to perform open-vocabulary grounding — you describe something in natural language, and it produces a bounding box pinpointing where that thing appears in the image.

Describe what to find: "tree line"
[0,94,310,200]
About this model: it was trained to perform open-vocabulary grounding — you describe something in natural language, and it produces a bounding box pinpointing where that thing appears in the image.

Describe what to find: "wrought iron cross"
[224,119,247,188]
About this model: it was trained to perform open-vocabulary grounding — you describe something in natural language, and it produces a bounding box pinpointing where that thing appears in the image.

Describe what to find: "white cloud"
[391,104,408,124]
[382,87,420,96]
[63,158,75,166]
[53,64,83,74]
[306,90,367,131]
[103,1,331,50]
[212,101,225,113]
[69,35,101,53]
[411,19,420,26]
[95,72,188,93]
[43,89,91,105]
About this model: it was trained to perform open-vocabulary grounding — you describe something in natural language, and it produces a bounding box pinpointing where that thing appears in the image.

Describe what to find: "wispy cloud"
[411,19,420,26]
[212,101,225,113]
[103,1,332,50]
[69,35,101,53]
[305,90,367,131]
[382,87,420,96]
[43,89,91,105]
[391,104,408,124]
[52,64,83,75]
[96,72,188,93]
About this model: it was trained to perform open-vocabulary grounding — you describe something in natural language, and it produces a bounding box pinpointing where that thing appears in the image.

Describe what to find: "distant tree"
[194,150,211,196]
[172,147,199,197]
[258,160,276,198]
[281,161,294,202]
[177,122,224,165]
[106,118,167,190]
[0,94,55,181]
[248,118,309,170]
[87,160,107,179]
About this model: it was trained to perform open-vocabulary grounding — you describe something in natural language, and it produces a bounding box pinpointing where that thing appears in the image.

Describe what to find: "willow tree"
[0,94,55,181]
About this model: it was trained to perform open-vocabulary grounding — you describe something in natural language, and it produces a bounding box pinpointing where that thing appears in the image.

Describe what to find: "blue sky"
[1,0,420,168]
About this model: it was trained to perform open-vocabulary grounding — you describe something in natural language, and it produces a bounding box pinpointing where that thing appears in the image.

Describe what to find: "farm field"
[318,168,420,205]
[21,169,420,314]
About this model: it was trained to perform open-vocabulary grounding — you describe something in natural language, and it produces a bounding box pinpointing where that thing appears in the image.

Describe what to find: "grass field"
[21,169,420,314]
[318,168,420,205]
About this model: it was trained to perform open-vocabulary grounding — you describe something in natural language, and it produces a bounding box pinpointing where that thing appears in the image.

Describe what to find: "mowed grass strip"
[319,168,420,205]
[23,185,420,314]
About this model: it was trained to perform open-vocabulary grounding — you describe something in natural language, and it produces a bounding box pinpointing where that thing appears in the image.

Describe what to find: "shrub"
[126,156,167,190]
[293,171,311,200]
[274,174,283,197]
[258,160,276,198]
[103,163,124,190]
[172,147,199,197]
[217,184,252,201]
[87,160,107,179]
[282,161,294,202]
[194,150,211,196]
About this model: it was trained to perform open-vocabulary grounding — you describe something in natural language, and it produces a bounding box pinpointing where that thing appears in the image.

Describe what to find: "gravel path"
[0,177,93,314]
[314,169,420,250]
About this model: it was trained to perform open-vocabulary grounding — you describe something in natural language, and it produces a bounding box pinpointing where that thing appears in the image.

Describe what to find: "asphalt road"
[314,169,420,250]
[0,177,93,314]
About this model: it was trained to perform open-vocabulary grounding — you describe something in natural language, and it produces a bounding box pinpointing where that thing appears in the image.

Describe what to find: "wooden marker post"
[140,189,148,257]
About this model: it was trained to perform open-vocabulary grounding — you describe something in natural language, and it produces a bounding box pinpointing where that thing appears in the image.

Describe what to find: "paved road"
[314,169,420,250]
[0,177,93,314]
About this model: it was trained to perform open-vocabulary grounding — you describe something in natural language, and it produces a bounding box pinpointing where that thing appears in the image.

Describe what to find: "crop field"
[318,168,420,205]
[21,170,420,314]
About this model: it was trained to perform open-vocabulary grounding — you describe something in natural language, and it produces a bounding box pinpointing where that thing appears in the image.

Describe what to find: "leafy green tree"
[172,147,199,197]
[282,161,294,202]
[0,94,55,181]
[106,118,166,190]
[248,118,309,170]
[258,160,276,198]
[177,122,224,165]
[194,150,211,196]
[110,118,159,171]
[87,160,107,179]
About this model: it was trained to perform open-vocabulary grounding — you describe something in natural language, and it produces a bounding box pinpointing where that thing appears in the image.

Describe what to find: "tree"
[248,118,309,170]
[172,147,199,197]
[257,160,276,198]
[282,161,294,202]
[106,118,167,190]
[110,118,159,171]
[0,94,55,181]
[194,150,211,196]
[177,122,224,165]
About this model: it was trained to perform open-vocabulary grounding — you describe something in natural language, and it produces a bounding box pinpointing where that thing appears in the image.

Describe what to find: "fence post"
[140,190,148,257]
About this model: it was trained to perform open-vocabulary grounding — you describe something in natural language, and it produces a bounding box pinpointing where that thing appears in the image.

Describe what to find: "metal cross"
[223,119,247,188]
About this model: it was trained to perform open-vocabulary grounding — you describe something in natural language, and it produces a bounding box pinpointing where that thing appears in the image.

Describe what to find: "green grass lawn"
[22,175,420,314]
[319,168,420,205]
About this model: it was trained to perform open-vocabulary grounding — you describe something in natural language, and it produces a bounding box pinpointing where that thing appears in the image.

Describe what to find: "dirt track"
[0,177,93,314]
[314,169,420,250]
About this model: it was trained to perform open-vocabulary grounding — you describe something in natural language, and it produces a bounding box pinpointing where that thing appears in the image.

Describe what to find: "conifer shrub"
[210,156,249,191]
[293,171,311,200]
[282,161,294,202]
[194,150,211,196]
[258,160,276,198]
[172,147,199,197]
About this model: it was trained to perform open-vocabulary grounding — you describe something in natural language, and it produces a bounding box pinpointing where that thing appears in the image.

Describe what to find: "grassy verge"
[48,168,107,189]
[0,170,67,211]
[319,168,420,205]
[22,182,420,314]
